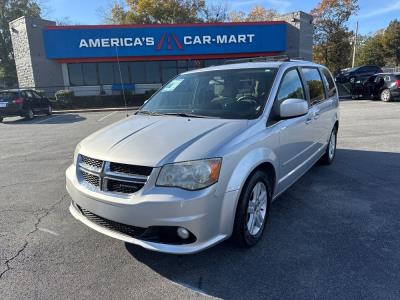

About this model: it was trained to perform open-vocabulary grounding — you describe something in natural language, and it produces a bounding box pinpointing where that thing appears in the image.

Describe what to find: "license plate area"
[0,102,7,108]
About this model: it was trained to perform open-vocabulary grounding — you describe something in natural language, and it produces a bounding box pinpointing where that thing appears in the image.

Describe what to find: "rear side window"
[321,68,337,97]
[276,69,305,103]
[0,92,18,99]
[302,68,325,105]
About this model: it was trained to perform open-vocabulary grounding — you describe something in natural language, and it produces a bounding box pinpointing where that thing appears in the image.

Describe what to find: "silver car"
[66,60,339,254]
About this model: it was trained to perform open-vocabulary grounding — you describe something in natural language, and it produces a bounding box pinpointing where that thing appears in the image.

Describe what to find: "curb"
[53,106,140,114]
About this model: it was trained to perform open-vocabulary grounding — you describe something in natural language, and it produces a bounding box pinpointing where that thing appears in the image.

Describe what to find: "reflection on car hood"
[79,115,249,167]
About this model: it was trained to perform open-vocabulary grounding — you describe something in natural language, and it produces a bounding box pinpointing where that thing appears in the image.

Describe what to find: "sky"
[44,0,400,35]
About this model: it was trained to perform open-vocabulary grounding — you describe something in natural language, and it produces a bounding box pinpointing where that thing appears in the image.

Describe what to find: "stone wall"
[9,16,64,91]
[275,11,314,60]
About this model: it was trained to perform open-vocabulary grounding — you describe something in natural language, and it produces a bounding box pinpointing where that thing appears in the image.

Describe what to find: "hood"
[79,115,249,167]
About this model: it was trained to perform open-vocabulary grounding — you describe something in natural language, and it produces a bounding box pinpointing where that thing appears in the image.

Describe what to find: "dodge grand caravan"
[66,60,339,254]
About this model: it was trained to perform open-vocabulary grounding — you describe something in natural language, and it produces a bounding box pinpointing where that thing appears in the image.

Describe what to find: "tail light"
[12,98,24,105]
[396,80,400,88]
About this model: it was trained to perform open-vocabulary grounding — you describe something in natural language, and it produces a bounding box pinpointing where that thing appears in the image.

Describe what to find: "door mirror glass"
[279,98,309,119]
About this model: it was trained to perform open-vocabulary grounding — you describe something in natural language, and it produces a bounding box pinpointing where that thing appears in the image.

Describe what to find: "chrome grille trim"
[77,154,152,194]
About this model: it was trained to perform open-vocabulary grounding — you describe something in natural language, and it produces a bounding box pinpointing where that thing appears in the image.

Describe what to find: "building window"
[161,61,178,83]
[114,62,130,84]
[82,63,98,85]
[130,62,145,83]
[68,64,83,86]
[98,63,114,85]
[146,61,160,83]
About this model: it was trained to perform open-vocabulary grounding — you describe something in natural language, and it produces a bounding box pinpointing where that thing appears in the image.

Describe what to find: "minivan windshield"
[139,68,277,119]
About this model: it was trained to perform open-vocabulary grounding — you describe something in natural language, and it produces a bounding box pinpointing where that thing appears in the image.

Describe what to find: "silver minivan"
[66,59,339,254]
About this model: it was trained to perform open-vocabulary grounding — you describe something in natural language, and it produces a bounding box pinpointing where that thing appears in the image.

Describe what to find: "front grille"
[77,154,152,194]
[110,162,152,176]
[80,155,103,170]
[81,170,100,187]
[77,204,146,238]
[106,179,143,194]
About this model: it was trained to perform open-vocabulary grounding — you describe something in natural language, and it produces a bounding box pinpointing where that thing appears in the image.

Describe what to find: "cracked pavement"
[1,102,400,299]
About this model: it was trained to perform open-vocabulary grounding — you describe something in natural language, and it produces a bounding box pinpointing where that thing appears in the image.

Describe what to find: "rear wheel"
[380,89,392,102]
[320,127,337,165]
[232,170,272,247]
[26,108,34,120]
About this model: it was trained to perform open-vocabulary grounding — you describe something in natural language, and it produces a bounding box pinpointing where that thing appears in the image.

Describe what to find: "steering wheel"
[236,95,259,104]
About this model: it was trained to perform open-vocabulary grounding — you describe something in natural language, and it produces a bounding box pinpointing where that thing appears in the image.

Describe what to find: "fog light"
[177,227,190,239]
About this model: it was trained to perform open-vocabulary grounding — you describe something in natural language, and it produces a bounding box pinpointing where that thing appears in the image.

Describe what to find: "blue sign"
[43,23,287,60]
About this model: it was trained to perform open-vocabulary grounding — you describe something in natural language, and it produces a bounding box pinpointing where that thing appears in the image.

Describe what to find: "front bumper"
[66,165,238,254]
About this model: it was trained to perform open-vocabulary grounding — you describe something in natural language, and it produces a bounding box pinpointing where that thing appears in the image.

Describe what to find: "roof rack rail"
[224,55,291,64]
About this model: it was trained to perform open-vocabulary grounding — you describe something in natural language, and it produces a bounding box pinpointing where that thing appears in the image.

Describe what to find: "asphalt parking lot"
[0,100,399,299]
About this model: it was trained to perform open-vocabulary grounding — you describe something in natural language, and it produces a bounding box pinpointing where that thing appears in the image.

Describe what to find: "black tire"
[0,116,3,123]
[380,89,392,102]
[320,127,337,165]
[25,108,34,120]
[232,170,272,247]
[46,105,52,116]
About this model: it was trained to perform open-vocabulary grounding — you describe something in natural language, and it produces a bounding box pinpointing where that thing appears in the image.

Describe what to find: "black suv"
[363,73,400,102]
[335,65,383,84]
[0,89,52,122]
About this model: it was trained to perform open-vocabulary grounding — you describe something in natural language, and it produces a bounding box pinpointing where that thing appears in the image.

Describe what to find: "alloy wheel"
[246,182,268,236]
[329,130,336,160]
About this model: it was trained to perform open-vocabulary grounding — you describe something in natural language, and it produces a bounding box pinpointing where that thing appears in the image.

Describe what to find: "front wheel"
[46,105,52,115]
[380,89,392,102]
[320,127,337,165]
[232,170,272,247]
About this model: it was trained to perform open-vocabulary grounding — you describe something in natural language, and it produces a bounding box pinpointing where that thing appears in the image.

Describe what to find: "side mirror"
[279,98,309,119]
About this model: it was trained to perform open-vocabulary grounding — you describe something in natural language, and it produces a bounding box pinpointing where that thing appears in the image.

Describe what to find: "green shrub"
[55,90,74,104]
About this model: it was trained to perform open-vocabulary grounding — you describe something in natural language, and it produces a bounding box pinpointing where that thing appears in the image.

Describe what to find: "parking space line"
[97,111,117,122]
[38,228,59,236]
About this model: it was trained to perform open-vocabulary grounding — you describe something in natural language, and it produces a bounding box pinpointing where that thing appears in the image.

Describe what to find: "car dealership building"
[9,11,313,96]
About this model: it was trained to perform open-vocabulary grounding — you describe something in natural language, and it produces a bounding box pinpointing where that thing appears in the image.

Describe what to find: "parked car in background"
[67,59,339,254]
[335,65,383,84]
[0,89,52,122]
[363,73,400,102]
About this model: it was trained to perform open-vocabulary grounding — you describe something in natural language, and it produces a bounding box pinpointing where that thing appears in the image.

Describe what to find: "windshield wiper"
[136,110,163,116]
[163,112,211,118]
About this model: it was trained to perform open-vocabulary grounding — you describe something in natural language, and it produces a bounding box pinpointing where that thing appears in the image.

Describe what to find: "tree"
[0,0,41,86]
[108,0,206,24]
[201,2,229,22]
[229,5,278,22]
[383,20,400,66]
[311,0,359,72]
[355,32,385,66]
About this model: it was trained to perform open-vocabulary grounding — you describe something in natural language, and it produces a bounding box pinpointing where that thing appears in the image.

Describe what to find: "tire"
[349,77,356,84]
[25,108,34,120]
[320,127,337,165]
[380,89,392,102]
[232,170,272,247]
[0,116,3,123]
[46,105,52,115]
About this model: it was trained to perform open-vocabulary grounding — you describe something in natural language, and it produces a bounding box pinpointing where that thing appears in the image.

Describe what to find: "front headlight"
[73,143,81,165]
[156,158,222,190]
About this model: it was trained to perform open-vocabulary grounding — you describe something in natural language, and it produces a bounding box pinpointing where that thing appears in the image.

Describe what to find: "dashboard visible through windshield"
[139,68,278,119]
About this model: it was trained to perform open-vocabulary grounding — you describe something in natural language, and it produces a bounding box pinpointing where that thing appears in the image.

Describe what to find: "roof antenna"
[115,46,129,118]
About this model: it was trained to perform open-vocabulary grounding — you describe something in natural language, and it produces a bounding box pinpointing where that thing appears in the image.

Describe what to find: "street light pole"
[352,21,359,68]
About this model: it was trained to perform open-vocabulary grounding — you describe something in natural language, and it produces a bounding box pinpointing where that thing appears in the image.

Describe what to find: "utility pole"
[352,21,359,68]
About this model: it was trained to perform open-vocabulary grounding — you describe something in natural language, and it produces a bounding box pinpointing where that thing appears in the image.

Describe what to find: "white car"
[66,59,339,254]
